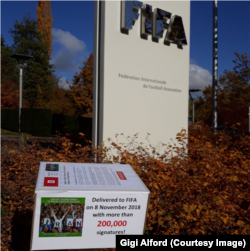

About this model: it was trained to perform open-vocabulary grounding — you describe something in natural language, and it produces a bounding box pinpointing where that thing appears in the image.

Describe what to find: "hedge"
[51,114,64,134]
[52,114,79,135]
[1,109,92,139]
[0,109,5,129]
[52,114,91,139]
[52,114,87,135]
[1,124,250,251]
[79,116,92,140]
[64,115,80,133]
[1,109,19,132]
[20,109,52,137]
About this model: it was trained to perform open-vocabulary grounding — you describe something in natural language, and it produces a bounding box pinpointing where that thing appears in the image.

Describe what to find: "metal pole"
[189,91,192,124]
[212,0,218,129]
[192,99,195,123]
[248,107,250,133]
[19,66,23,134]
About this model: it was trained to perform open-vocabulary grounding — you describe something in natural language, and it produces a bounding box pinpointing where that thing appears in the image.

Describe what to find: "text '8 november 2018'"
[116,236,247,250]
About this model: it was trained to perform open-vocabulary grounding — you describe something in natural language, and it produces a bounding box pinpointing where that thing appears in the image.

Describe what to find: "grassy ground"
[1,129,19,135]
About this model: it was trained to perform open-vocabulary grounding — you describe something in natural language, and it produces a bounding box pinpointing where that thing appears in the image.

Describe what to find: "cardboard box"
[30,162,150,250]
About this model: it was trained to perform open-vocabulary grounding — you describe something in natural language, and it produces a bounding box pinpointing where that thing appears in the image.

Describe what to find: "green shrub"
[52,114,80,135]
[52,114,64,135]
[64,115,79,134]
[79,116,92,140]
[0,109,5,129]
[1,109,19,132]
[21,109,52,137]
[8,109,19,132]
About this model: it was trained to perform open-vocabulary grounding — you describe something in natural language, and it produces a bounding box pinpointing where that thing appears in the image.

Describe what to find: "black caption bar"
[116,235,248,250]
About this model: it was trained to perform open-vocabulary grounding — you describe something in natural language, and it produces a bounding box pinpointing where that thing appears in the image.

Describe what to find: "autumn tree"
[0,35,4,46]
[1,78,26,109]
[9,14,55,108]
[70,53,93,118]
[1,36,21,108]
[195,52,250,131]
[218,52,250,131]
[37,1,53,55]
[195,86,217,125]
[1,124,250,250]
[41,74,76,116]
[1,36,19,84]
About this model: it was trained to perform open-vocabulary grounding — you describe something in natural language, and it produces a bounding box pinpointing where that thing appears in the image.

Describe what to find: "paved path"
[1,135,19,140]
[1,135,61,143]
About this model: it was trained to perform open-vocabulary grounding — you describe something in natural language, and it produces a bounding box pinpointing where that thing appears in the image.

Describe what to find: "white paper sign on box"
[30,162,150,250]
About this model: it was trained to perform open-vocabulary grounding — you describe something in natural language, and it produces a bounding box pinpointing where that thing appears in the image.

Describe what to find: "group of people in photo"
[39,203,84,234]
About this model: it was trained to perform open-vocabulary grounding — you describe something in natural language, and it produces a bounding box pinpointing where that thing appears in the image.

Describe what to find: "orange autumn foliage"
[70,53,93,118]
[195,52,250,131]
[1,123,250,250]
[38,74,76,116]
[1,79,28,109]
[37,1,53,55]
[1,80,19,109]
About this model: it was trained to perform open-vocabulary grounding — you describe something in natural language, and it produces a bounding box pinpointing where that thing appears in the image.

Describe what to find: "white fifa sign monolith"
[93,1,190,148]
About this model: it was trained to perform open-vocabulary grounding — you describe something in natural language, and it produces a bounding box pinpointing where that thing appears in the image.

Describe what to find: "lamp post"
[245,100,250,133]
[212,0,218,130]
[11,53,33,134]
[189,89,201,123]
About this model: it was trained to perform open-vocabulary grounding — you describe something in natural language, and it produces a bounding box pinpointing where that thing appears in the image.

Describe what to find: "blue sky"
[1,1,249,97]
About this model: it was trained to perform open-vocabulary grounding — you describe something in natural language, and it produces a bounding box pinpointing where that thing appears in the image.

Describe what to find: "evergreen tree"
[1,36,21,108]
[1,35,19,84]
[9,14,55,107]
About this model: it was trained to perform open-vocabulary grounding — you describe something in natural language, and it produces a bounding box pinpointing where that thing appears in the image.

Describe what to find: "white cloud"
[52,28,86,52]
[58,77,70,90]
[51,28,88,74]
[189,58,198,65]
[52,50,80,72]
[189,63,212,93]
